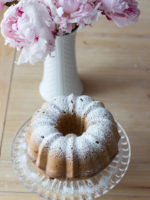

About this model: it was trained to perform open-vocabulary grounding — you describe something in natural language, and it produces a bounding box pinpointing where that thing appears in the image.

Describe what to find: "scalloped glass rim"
[11,119,131,200]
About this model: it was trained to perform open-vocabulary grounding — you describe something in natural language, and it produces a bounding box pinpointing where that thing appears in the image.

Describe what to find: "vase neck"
[40,29,83,100]
[54,31,76,48]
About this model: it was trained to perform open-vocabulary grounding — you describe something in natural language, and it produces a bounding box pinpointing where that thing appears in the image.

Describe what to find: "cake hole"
[56,113,87,136]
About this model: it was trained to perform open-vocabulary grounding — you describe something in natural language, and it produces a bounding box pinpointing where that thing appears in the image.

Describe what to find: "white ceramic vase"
[39,30,83,102]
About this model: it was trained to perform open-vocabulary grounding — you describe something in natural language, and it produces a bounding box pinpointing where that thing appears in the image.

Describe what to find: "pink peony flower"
[1,0,55,64]
[100,0,140,27]
[0,0,140,64]
[0,0,14,11]
[58,0,80,13]
[49,0,101,34]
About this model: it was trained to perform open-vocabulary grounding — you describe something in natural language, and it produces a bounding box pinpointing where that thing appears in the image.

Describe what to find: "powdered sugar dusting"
[27,94,119,178]
[65,136,74,161]
[81,101,105,118]
[74,95,93,116]
[48,136,67,159]
[75,136,91,160]
[85,107,114,124]
[52,96,70,114]
[30,126,57,144]
[67,94,77,114]
[85,122,113,141]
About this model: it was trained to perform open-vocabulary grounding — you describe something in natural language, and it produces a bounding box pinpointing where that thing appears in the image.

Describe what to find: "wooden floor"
[0,1,150,199]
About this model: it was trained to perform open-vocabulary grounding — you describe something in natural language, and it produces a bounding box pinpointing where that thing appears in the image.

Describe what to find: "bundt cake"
[26,94,120,179]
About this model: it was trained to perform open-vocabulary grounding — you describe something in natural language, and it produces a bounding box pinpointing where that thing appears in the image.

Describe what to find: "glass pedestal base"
[12,119,131,200]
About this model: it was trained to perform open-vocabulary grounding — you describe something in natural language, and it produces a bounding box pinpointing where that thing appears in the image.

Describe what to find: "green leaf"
[5,1,18,7]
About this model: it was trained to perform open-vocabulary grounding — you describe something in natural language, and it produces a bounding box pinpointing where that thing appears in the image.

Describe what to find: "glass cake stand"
[11,119,131,200]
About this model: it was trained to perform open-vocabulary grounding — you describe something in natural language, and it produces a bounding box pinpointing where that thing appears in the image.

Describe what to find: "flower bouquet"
[0,0,140,101]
